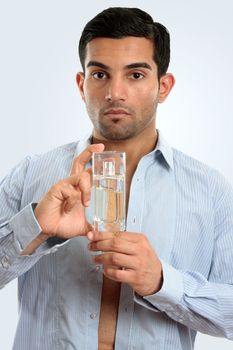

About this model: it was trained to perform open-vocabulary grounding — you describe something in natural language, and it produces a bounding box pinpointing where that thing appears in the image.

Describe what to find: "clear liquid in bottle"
[93,174,125,232]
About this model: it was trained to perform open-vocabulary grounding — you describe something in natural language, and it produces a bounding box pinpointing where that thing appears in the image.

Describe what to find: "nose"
[105,76,127,102]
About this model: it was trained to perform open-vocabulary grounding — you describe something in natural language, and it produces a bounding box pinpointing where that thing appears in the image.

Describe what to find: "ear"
[158,73,175,103]
[76,72,85,102]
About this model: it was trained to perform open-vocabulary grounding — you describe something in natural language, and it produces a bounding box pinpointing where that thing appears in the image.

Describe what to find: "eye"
[130,72,144,80]
[92,71,108,80]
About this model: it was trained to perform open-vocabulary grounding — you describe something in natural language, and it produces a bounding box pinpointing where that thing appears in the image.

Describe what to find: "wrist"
[20,232,49,256]
[139,267,164,297]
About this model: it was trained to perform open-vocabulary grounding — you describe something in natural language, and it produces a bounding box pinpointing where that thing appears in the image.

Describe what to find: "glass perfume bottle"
[92,151,126,232]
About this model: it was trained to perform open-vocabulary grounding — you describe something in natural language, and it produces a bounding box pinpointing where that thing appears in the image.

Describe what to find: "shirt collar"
[74,133,92,157]
[154,130,174,170]
[73,130,174,170]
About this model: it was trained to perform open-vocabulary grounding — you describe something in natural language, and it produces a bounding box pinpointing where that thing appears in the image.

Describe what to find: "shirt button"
[90,313,97,319]
[133,217,136,223]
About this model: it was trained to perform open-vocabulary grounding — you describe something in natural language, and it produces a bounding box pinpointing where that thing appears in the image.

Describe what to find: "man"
[0,7,233,350]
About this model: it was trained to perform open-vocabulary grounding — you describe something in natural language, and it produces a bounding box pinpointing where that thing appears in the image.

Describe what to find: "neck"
[92,128,158,173]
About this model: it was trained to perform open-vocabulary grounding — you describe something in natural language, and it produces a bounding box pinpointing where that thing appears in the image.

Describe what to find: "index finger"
[70,143,105,175]
[87,230,141,243]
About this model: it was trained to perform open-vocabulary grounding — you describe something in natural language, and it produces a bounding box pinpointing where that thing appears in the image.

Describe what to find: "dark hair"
[78,7,170,79]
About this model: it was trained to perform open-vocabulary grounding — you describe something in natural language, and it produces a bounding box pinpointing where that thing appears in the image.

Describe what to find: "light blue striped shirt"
[0,133,233,349]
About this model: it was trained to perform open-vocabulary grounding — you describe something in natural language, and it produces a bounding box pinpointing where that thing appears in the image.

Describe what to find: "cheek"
[135,82,159,99]
[86,95,101,111]
[137,88,159,106]
[84,83,103,105]
[84,91,103,118]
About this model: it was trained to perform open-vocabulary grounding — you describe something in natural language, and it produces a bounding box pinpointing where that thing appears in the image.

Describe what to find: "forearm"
[0,204,65,288]
[135,261,233,339]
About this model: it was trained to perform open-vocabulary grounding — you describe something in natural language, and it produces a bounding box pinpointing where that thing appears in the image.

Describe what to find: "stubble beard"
[95,119,138,140]
[87,103,158,141]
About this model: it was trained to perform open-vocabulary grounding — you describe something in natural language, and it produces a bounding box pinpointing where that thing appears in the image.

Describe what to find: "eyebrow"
[87,61,108,69]
[86,61,152,71]
[126,63,152,70]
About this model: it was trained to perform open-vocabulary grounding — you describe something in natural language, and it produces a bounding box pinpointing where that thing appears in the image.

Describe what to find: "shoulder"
[172,148,233,203]
[29,141,79,165]
[173,148,214,175]
[23,141,79,185]
[3,141,79,189]
[173,147,223,181]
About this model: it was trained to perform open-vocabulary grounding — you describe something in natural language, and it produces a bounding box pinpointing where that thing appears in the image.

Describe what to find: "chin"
[97,121,137,139]
[100,130,136,141]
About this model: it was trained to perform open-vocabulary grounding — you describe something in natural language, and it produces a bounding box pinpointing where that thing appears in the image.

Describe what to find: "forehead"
[84,37,155,68]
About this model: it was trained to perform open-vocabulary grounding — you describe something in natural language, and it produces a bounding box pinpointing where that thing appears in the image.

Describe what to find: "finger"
[70,143,105,175]
[86,167,93,186]
[87,230,142,243]
[86,167,92,176]
[87,230,113,241]
[59,185,81,213]
[76,171,92,207]
[94,252,137,270]
[89,237,136,255]
[103,266,136,284]
[64,173,91,207]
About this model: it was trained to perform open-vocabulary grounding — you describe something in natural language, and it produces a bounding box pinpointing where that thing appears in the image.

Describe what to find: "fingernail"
[87,231,93,240]
[84,200,90,207]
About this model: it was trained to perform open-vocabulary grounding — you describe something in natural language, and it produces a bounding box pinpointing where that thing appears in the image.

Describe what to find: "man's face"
[77,37,163,141]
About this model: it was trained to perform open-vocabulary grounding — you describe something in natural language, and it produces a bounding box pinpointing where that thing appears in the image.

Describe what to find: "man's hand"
[34,143,104,239]
[87,231,163,296]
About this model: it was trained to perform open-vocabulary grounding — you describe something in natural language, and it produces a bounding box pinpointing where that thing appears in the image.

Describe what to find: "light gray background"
[0,0,232,349]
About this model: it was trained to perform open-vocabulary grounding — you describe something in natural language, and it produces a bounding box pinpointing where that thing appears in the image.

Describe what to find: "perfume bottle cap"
[103,160,115,176]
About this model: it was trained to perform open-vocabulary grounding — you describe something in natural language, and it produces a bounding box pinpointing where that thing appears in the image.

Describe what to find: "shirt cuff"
[9,203,42,250]
[134,260,184,312]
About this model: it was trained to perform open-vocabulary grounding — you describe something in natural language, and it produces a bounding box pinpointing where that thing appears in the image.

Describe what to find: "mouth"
[104,109,131,119]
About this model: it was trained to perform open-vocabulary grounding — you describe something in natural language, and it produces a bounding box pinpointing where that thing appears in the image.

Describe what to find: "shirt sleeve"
[0,157,68,289]
[135,172,233,340]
